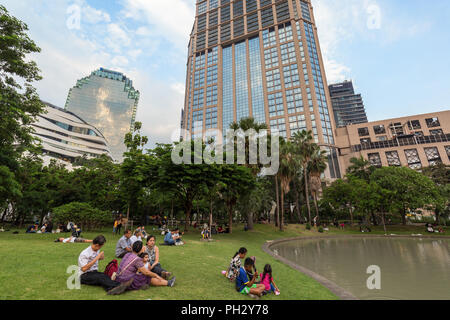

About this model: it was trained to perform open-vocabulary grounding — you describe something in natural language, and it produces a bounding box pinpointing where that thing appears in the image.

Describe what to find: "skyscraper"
[329,80,368,128]
[182,0,341,178]
[65,68,140,162]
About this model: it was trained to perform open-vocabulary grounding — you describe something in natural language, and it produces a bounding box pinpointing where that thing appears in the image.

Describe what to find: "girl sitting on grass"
[260,264,280,295]
[222,247,248,281]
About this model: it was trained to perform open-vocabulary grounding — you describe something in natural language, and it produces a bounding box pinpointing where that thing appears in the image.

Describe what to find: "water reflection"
[271,237,450,300]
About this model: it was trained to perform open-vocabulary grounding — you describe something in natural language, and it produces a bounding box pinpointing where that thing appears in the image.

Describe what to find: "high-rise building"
[32,102,112,167]
[65,68,140,162]
[182,0,341,178]
[329,80,368,128]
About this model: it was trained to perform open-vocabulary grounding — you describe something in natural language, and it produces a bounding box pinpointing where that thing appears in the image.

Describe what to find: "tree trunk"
[227,202,234,234]
[381,212,387,235]
[209,200,213,240]
[125,205,130,230]
[280,190,284,232]
[294,182,302,223]
[401,207,407,226]
[1,207,8,222]
[248,211,254,230]
[371,212,378,226]
[304,167,312,224]
[313,192,319,222]
[275,175,280,227]
[349,207,354,226]
[184,200,193,232]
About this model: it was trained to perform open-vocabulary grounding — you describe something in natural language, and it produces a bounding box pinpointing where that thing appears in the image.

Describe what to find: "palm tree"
[308,148,328,223]
[229,117,268,229]
[346,156,374,182]
[291,130,316,224]
[278,141,295,231]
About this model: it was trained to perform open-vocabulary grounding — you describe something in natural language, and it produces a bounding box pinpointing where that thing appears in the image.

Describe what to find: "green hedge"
[52,202,112,231]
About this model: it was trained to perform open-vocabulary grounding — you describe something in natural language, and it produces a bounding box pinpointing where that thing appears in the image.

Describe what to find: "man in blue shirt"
[164,228,183,246]
[236,258,266,298]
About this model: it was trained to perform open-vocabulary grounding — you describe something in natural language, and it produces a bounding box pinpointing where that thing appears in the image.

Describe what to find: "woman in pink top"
[259,264,280,295]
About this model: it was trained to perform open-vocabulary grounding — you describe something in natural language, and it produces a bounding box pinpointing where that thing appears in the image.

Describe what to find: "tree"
[278,140,296,231]
[0,6,44,207]
[291,130,317,223]
[121,122,149,228]
[346,156,375,182]
[371,167,437,225]
[229,117,268,230]
[323,179,356,224]
[308,148,328,222]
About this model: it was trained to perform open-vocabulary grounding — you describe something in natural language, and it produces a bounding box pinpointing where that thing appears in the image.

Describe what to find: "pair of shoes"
[107,279,133,295]
[248,293,260,300]
[275,290,281,296]
[167,276,176,287]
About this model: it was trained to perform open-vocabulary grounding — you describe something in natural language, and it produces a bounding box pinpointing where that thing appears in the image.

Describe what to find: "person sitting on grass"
[78,235,133,295]
[26,223,39,233]
[201,226,210,240]
[260,264,281,295]
[223,247,247,281]
[145,235,173,279]
[115,229,133,258]
[236,258,266,299]
[116,241,176,291]
[130,229,143,245]
[55,236,92,243]
[164,228,184,246]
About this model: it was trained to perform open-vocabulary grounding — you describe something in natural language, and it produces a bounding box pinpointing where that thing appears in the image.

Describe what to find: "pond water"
[271,237,450,300]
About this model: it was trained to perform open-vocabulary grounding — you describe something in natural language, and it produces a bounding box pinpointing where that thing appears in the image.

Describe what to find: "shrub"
[52,202,112,231]
[318,226,324,233]
[306,223,311,230]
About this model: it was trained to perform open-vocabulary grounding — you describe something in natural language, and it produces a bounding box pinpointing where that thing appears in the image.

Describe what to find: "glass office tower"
[182,0,340,178]
[65,68,140,162]
[329,80,368,128]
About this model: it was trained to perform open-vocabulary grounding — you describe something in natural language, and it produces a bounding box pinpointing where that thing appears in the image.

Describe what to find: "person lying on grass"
[78,235,133,295]
[145,235,173,279]
[223,247,248,281]
[236,258,266,299]
[115,241,176,291]
[55,236,92,243]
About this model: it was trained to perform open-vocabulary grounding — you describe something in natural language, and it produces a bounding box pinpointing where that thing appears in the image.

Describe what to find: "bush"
[52,202,112,231]
[318,226,324,233]
[306,223,311,230]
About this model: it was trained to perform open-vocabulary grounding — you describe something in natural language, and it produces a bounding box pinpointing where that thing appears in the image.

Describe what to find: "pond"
[270,237,450,300]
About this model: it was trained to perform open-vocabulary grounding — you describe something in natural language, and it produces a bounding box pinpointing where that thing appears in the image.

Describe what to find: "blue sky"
[2,0,449,146]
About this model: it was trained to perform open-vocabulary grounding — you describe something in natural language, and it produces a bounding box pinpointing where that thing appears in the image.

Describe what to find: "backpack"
[104,259,118,280]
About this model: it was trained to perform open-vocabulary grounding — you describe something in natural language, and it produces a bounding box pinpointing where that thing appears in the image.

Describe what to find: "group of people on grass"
[77,230,176,296]
[223,247,280,299]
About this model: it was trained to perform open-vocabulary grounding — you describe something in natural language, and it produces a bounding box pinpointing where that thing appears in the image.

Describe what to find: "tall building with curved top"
[32,102,112,166]
[65,68,140,162]
[181,0,341,179]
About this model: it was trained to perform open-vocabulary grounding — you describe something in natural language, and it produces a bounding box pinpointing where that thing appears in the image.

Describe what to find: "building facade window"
[386,151,401,166]
[286,88,303,114]
[368,153,382,167]
[373,124,386,135]
[425,117,440,128]
[407,120,421,130]
[283,64,300,88]
[249,37,266,125]
[235,41,249,120]
[405,149,422,170]
[445,146,450,160]
[430,129,444,135]
[270,118,287,138]
[358,127,370,137]
[222,45,233,134]
[205,107,218,129]
[289,114,306,135]
[206,85,218,106]
[268,92,284,117]
[424,147,442,165]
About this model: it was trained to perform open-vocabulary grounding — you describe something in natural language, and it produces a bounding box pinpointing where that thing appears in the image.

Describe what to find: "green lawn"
[0,222,445,300]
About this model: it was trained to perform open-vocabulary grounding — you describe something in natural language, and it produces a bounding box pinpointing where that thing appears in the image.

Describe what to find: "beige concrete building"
[336,110,450,173]
[182,0,341,179]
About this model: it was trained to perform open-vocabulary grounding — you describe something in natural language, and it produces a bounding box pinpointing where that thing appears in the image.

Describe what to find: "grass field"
[0,223,445,300]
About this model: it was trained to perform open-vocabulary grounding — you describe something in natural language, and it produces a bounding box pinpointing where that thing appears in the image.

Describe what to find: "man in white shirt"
[115,229,133,258]
[78,235,132,295]
[129,229,142,245]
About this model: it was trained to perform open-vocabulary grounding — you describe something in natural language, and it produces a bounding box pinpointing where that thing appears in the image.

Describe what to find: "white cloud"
[122,0,195,49]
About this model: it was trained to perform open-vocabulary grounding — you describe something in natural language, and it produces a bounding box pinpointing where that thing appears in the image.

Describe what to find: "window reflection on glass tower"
[181,0,341,178]
[65,68,140,162]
